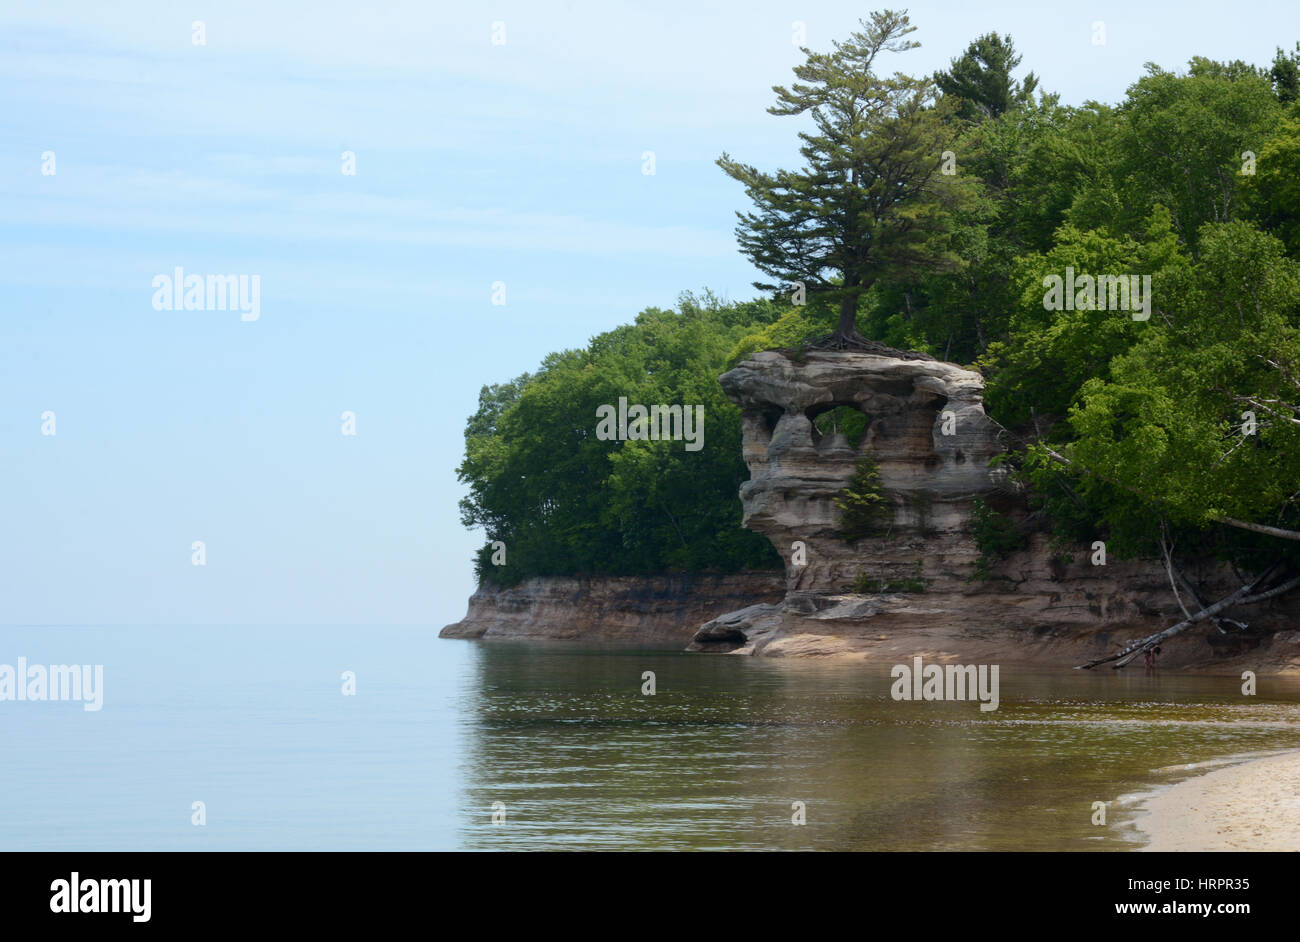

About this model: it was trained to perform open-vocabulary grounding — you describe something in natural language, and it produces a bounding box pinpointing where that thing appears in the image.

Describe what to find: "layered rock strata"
[690,349,1300,666]
[441,572,784,643]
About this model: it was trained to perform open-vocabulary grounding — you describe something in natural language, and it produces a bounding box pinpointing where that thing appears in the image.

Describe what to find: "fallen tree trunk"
[1174,566,1247,632]
[1076,565,1298,670]
[1159,523,1245,634]
[1218,516,1300,543]
[1240,573,1300,604]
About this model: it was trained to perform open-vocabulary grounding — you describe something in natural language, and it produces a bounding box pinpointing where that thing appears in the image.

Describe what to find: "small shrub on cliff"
[908,491,936,537]
[726,300,836,366]
[970,498,1028,580]
[851,571,927,593]
[835,454,889,542]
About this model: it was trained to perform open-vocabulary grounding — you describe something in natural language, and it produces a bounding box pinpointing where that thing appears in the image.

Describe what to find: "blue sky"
[3,0,1297,626]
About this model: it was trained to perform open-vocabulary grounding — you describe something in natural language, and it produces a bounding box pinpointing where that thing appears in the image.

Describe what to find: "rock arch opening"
[807,402,869,452]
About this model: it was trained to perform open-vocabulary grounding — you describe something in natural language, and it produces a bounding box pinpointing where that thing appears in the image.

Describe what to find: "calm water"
[3,626,1299,851]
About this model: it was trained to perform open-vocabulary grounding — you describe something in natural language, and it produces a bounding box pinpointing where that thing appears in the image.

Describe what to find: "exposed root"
[802,331,935,360]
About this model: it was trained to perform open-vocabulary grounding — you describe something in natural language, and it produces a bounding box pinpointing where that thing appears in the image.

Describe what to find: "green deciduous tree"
[457,294,785,584]
[1270,43,1300,103]
[1113,62,1280,248]
[1028,221,1300,559]
[1242,116,1300,255]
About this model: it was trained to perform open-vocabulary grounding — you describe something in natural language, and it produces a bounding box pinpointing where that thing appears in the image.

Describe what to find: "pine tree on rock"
[718,9,972,352]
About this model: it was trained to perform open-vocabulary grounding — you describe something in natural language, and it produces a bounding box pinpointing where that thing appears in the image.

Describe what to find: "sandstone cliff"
[720,349,1002,592]
[440,572,784,644]
[691,349,1300,669]
[440,347,1299,669]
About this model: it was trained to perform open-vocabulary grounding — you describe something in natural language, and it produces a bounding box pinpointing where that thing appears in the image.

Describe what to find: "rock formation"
[720,349,1004,594]
[441,572,784,643]
[439,346,1300,669]
[690,349,1300,665]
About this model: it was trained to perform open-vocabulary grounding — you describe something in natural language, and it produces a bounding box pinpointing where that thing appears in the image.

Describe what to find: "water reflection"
[454,643,1300,850]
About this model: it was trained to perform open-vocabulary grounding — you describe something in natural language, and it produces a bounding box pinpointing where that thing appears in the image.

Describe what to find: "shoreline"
[1135,749,1300,851]
[448,577,1300,673]
[700,617,1300,673]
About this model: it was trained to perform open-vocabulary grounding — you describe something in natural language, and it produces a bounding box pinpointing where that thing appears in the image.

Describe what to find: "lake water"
[3,626,1299,851]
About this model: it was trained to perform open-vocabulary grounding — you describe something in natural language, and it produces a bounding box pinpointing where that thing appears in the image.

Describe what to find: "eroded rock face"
[719,350,1005,593]
[441,572,784,643]
[697,349,1300,664]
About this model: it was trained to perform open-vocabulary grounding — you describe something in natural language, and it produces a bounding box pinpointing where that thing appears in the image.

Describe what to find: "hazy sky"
[3,0,1297,626]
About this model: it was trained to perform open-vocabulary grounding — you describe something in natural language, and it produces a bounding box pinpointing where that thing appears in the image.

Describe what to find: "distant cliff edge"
[440,572,784,644]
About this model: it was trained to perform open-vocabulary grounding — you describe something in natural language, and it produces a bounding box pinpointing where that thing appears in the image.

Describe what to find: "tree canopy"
[457,294,783,585]
[458,14,1300,586]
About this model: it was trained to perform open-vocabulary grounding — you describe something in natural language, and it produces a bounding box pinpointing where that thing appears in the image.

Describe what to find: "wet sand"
[1137,750,1300,851]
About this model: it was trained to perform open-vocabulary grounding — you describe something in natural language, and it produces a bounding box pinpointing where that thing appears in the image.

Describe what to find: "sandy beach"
[1137,750,1300,851]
